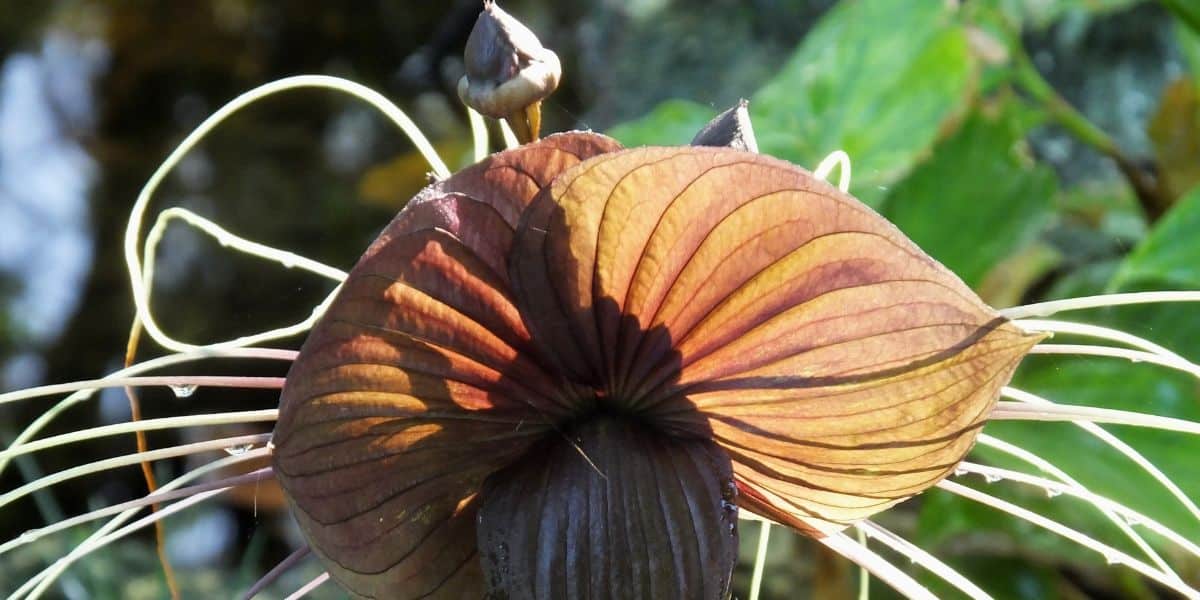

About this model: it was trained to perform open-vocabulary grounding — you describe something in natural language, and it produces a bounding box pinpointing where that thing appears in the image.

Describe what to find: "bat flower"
[271,130,1044,598]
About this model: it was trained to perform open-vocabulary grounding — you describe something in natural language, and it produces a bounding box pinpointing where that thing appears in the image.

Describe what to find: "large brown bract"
[272,132,1042,598]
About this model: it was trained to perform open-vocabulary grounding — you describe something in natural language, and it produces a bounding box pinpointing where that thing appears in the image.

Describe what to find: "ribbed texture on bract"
[273,134,1042,598]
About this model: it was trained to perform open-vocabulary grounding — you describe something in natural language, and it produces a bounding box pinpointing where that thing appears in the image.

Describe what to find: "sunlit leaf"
[609,0,977,206]
[883,108,1057,289]
[606,99,716,147]
[1114,185,1200,289]
[923,191,1200,572]
[751,0,977,206]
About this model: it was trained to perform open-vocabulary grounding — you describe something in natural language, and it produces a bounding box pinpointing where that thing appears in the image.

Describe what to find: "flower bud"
[458,1,561,143]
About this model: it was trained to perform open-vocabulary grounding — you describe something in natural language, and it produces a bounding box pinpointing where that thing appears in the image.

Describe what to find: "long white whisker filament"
[748,521,771,600]
[974,434,1177,579]
[1,375,284,406]
[1015,319,1186,360]
[813,149,852,192]
[467,107,489,162]
[0,466,274,558]
[1000,291,1200,319]
[243,545,312,600]
[855,520,993,600]
[954,462,1200,562]
[284,572,331,600]
[9,447,270,599]
[1002,386,1200,523]
[937,480,1200,599]
[819,531,937,600]
[18,489,227,600]
[990,401,1200,435]
[2,409,278,464]
[1027,343,1200,379]
[136,206,347,352]
[125,75,446,355]
[0,347,294,476]
[146,207,347,282]
[0,432,272,511]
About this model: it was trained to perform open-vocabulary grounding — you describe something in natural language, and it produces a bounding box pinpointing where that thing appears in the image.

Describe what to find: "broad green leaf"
[915,553,1066,600]
[919,351,1200,575]
[751,0,976,206]
[883,109,1057,289]
[921,188,1200,579]
[1113,185,1200,288]
[606,99,716,147]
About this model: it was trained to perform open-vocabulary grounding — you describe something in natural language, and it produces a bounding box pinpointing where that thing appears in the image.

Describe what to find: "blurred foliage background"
[1,0,1199,598]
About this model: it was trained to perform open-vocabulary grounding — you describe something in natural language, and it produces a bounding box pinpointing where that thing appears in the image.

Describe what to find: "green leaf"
[605,99,716,148]
[1165,0,1200,36]
[916,554,1065,600]
[751,0,976,206]
[919,186,1200,580]
[1113,185,1200,289]
[882,109,1056,288]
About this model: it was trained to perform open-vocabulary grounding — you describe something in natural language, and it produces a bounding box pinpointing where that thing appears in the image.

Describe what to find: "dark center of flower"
[476,415,739,599]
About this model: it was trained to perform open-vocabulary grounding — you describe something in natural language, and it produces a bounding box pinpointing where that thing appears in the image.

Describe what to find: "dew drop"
[223,443,255,456]
[983,473,1003,484]
[1045,488,1063,498]
[168,384,198,398]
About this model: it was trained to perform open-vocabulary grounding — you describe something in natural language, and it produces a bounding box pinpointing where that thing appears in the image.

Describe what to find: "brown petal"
[508,145,1044,534]
[272,132,620,598]
[476,418,739,599]
[437,131,622,228]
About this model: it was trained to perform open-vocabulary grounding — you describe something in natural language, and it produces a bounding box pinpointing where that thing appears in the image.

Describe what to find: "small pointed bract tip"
[691,99,759,153]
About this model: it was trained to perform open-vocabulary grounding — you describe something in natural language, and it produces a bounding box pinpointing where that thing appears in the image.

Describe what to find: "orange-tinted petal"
[508,145,1043,535]
[272,133,619,598]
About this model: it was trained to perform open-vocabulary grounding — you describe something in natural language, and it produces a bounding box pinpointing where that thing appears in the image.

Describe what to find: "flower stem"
[1010,43,1169,220]
[749,521,771,600]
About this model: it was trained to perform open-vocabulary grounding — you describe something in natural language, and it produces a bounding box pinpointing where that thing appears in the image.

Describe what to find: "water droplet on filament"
[224,443,255,456]
[168,384,198,398]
